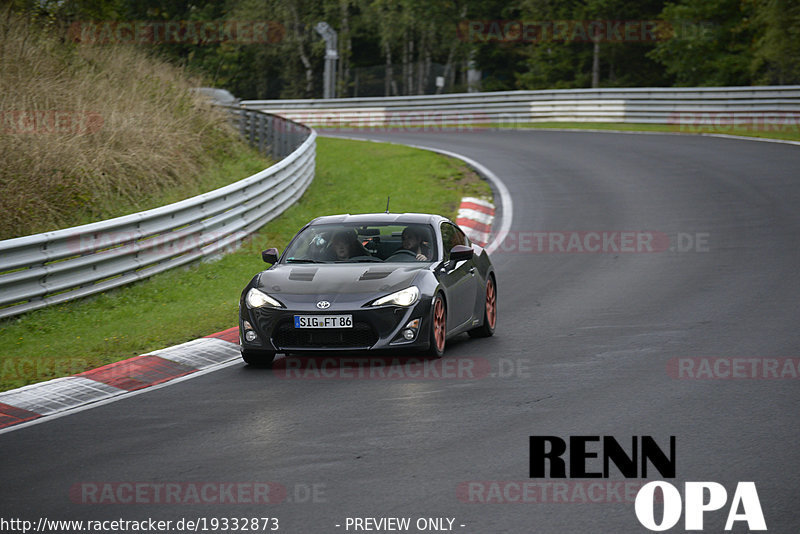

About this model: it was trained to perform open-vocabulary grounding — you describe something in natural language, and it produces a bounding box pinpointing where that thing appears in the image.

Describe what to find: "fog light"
[402,329,415,340]
[244,330,257,342]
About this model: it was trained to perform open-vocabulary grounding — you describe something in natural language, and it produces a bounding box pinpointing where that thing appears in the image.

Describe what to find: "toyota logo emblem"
[316,300,331,309]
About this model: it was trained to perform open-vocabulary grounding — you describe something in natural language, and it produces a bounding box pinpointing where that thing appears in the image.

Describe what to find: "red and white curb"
[0,329,241,432]
[456,197,495,247]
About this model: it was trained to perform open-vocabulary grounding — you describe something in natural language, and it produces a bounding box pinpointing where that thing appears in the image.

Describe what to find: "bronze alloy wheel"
[486,277,497,329]
[468,275,497,338]
[430,295,446,357]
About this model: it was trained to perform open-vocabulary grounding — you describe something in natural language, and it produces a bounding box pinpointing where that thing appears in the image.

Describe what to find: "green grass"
[0,137,492,392]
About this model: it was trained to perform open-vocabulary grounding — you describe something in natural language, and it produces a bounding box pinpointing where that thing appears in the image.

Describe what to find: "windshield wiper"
[333,258,383,263]
[286,258,325,264]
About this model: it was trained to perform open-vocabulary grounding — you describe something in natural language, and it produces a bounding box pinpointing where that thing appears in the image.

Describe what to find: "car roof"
[307,213,449,227]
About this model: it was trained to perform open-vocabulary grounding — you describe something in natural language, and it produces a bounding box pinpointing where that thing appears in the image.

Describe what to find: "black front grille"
[273,321,377,349]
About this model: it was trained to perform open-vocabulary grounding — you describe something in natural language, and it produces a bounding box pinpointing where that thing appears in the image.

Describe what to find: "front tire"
[468,275,497,338]
[241,349,276,368]
[427,294,447,358]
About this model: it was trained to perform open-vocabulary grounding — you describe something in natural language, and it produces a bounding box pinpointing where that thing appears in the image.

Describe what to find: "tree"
[515,0,669,89]
[648,0,754,86]
[748,0,800,84]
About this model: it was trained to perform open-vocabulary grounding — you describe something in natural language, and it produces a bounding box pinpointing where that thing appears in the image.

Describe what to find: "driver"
[400,226,431,261]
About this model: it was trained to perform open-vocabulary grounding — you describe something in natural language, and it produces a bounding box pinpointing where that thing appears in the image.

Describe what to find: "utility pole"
[315,22,338,99]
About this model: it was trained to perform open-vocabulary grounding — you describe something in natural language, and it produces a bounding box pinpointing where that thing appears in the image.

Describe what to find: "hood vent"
[289,269,317,281]
[359,269,393,281]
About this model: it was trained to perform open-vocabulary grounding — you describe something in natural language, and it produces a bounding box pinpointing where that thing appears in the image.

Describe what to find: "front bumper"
[239,296,433,353]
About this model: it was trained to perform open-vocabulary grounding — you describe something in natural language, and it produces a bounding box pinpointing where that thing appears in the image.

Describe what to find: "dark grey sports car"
[238,213,497,366]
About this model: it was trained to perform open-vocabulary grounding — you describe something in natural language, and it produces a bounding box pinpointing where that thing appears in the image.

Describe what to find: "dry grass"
[0,10,244,239]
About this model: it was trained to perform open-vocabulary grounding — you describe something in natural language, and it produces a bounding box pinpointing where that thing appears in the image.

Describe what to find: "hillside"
[0,12,267,240]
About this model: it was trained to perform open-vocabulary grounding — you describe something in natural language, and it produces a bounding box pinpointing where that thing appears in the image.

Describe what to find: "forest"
[7,0,800,99]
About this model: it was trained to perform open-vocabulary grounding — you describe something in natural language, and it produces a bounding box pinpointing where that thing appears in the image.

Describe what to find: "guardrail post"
[238,109,247,139]
[274,117,284,158]
[248,112,256,147]
[266,115,275,159]
[258,113,266,156]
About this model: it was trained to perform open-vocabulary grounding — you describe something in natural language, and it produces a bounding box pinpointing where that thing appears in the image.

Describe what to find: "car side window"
[440,222,468,260]
[454,225,470,247]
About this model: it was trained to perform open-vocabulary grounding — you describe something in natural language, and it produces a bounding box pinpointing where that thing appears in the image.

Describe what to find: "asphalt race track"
[1,129,799,533]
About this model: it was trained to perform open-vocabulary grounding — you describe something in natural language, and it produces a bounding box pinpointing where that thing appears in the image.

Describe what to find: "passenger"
[329,230,365,261]
[400,226,431,261]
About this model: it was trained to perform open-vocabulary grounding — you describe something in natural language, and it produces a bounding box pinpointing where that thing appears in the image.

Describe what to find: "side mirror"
[449,244,474,263]
[262,247,279,264]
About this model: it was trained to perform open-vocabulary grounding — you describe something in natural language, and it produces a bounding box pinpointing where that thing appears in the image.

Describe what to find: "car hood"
[255,263,428,298]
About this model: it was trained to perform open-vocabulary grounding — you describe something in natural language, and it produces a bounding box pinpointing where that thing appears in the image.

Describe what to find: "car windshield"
[283,223,437,264]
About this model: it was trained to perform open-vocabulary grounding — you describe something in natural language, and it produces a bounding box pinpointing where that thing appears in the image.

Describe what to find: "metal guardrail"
[0,109,315,320]
[228,106,313,159]
[241,86,800,127]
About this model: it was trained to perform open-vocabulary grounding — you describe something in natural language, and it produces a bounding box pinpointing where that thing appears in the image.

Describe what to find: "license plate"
[294,315,353,328]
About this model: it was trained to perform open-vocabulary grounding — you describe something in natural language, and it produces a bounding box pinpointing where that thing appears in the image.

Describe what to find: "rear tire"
[427,294,447,358]
[468,275,497,338]
[241,349,276,368]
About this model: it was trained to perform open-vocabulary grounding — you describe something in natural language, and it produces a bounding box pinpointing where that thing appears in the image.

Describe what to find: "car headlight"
[372,286,419,307]
[246,288,283,309]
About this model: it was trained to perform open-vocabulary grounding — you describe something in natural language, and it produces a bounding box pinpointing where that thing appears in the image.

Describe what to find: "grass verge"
[0,136,492,392]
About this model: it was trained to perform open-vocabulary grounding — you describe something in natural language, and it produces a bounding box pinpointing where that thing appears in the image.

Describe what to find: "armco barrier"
[241,86,800,127]
[0,109,315,320]
[228,106,312,159]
